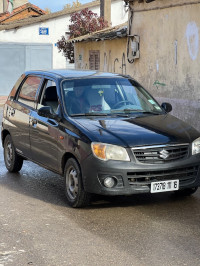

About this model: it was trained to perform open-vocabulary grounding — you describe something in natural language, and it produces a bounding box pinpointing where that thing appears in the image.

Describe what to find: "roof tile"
[0,3,46,23]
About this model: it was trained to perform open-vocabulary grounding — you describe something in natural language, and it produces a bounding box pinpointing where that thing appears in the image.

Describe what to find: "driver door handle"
[32,119,37,125]
[30,117,37,126]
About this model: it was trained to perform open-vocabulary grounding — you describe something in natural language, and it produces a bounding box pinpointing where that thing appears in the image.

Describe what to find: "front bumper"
[81,153,200,195]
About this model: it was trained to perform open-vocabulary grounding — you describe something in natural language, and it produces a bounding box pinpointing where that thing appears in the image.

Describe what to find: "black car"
[1,70,200,207]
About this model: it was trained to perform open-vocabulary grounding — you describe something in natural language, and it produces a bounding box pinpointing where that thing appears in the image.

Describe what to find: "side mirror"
[38,106,57,119]
[161,102,172,113]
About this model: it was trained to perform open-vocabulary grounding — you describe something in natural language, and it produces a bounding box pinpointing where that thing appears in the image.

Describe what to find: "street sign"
[39,27,49,35]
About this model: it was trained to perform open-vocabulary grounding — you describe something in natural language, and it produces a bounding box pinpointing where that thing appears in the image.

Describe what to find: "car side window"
[17,76,41,108]
[37,80,59,113]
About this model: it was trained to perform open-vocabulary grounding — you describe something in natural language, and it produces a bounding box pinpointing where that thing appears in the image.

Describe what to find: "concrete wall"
[125,0,200,131]
[14,0,28,9]
[75,0,200,131]
[0,1,3,12]
[75,38,127,74]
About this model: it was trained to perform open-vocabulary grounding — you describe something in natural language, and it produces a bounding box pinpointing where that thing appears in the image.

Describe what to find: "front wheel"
[174,187,198,196]
[4,134,23,172]
[64,158,90,208]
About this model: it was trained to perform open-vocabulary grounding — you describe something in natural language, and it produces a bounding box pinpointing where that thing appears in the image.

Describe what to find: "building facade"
[125,0,200,131]
[73,0,200,131]
[73,24,127,74]
[0,0,128,69]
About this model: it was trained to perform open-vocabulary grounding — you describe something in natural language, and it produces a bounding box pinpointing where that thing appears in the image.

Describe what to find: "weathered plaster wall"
[14,0,28,8]
[127,0,200,131]
[75,38,127,74]
[0,0,28,13]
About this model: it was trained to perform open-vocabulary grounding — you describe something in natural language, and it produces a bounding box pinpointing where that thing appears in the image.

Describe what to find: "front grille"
[128,166,198,186]
[132,144,189,164]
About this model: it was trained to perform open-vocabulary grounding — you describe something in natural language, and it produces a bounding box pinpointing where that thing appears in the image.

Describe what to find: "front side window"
[18,76,41,108]
[37,80,58,113]
[61,78,163,116]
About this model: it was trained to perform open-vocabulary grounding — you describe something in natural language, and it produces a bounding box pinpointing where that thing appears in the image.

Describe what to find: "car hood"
[74,114,200,147]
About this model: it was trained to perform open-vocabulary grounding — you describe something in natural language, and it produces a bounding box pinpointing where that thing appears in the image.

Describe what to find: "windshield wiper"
[111,109,144,113]
[70,113,108,117]
[139,111,161,115]
[111,109,161,115]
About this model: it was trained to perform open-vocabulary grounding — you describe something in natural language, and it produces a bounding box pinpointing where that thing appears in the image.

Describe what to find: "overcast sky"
[30,0,92,12]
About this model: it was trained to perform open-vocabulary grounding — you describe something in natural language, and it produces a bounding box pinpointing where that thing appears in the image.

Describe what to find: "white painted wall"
[0,0,127,69]
[111,0,128,27]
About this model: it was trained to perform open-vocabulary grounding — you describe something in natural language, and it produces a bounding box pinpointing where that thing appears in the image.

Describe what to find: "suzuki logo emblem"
[159,149,169,159]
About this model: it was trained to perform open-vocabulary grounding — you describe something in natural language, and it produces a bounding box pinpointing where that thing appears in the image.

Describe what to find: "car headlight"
[192,137,200,155]
[91,142,130,161]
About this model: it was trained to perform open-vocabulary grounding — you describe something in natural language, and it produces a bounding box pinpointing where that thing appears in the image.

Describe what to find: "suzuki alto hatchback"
[1,70,200,207]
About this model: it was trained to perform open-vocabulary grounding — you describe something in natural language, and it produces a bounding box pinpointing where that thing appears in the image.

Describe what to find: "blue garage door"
[0,43,52,96]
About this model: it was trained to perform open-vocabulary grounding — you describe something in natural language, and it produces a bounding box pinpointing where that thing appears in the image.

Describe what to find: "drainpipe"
[3,0,7,12]
[100,0,111,25]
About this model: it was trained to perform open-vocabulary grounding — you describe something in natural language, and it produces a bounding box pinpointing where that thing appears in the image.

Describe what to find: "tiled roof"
[0,1,100,31]
[67,22,128,43]
[0,3,46,24]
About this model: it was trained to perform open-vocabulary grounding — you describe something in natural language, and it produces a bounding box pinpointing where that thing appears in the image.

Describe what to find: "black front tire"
[64,158,90,208]
[4,135,23,172]
[174,187,198,196]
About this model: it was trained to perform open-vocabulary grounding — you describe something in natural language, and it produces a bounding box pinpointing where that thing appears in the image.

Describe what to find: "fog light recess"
[103,176,116,188]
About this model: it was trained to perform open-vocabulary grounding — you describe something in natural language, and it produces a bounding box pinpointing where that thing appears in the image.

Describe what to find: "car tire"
[174,187,198,196]
[4,135,23,173]
[64,158,91,208]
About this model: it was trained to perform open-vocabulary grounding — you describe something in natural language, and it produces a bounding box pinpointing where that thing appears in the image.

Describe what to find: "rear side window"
[9,74,26,99]
[17,76,41,108]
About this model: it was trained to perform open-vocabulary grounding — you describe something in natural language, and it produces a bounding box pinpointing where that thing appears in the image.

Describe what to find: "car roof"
[24,69,130,79]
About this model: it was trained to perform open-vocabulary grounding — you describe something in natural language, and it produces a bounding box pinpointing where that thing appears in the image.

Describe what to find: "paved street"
[0,106,200,266]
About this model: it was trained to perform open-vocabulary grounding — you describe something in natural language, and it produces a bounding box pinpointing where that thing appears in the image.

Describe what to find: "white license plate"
[151,179,179,193]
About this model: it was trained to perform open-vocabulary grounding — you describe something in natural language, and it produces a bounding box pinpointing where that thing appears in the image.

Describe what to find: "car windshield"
[61,78,163,116]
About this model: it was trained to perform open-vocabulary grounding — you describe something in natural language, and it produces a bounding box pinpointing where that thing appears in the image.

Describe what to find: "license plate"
[151,180,179,193]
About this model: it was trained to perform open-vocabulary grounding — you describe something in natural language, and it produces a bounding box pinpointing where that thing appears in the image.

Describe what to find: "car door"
[8,75,42,159]
[29,78,59,171]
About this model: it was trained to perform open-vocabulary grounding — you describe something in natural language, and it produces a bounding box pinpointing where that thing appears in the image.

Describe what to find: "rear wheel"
[64,158,90,208]
[174,187,198,196]
[4,135,23,172]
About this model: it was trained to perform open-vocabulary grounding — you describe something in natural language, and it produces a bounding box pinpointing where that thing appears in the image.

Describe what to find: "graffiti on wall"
[103,52,107,72]
[113,58,119,73]
[153,80,166,89]
[103,52,127,75]
[76,51,127,74]
[122,53,126,75]
[185,21,199,61]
